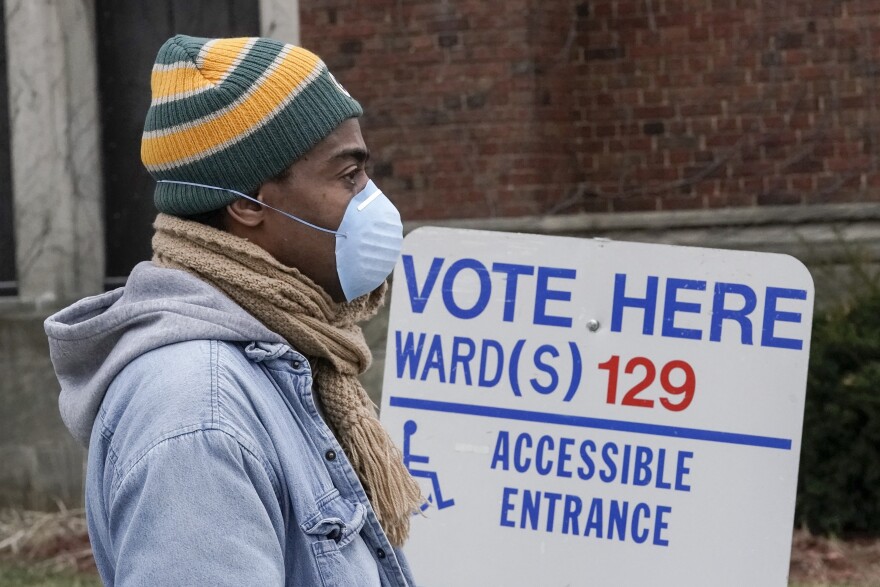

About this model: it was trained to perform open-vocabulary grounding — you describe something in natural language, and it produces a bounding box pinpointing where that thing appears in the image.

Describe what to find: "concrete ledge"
[403,202,880,309]
[0,313,85,509]
[406,203,880,233]
[404,203,880,266]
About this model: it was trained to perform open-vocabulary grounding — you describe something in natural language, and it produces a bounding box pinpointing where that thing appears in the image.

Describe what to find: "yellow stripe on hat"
[151,39,254,103]
[199,37,255,84]
[142,46,322,170]
[151,63,214,101]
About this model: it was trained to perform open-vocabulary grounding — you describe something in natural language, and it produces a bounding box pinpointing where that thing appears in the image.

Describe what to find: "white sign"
[380,227,814,587]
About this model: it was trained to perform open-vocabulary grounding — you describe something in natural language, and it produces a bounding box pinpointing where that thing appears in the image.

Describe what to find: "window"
[96,0,260,288]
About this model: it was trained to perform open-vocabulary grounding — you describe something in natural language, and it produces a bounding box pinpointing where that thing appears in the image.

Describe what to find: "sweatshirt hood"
[44,262,286,446]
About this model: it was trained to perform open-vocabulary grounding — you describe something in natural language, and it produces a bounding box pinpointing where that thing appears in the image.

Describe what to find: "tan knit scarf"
[151,213,422,546]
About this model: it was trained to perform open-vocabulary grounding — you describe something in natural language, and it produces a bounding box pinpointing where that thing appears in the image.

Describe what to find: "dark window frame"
[96,0,260,289]
[0,0,17,296]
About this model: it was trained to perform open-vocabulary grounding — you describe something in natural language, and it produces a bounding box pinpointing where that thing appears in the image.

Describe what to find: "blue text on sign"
[401,255,576,326]
[610,274,808,349]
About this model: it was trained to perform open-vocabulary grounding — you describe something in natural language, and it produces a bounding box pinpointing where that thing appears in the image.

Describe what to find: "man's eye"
[343,168,362,184]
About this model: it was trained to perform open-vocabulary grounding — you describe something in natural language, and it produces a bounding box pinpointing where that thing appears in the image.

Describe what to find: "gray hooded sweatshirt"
[45,261,285,446]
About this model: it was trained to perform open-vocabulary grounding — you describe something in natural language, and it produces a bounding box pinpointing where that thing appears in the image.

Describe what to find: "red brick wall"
[301,0,880,219]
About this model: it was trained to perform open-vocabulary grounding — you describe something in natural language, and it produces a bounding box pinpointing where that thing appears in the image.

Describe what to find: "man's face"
[251,118,371,302]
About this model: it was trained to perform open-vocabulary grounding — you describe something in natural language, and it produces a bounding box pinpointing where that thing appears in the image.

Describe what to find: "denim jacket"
[45,262,416,586]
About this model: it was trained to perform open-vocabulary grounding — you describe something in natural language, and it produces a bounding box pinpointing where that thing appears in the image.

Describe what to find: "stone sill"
[406,202,880,234]
[404,202,880,264]
[0,297,69,319]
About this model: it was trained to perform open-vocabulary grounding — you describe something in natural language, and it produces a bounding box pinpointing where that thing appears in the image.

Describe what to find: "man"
[44,34,422,586]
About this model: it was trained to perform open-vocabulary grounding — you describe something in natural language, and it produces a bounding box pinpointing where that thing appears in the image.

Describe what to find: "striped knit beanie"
[141,35,363,216]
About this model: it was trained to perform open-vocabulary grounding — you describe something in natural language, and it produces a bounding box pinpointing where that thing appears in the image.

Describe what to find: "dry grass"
[1,507,880,584]
[789,528,880,586]
[0,506,94,574]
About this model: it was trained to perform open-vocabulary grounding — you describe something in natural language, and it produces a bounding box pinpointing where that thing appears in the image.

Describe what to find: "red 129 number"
[597,355,696,412]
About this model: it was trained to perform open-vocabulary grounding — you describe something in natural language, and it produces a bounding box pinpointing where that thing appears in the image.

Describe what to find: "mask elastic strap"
[157,179,345,237]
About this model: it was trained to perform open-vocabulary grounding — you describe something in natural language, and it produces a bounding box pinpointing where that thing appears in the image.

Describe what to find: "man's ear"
[225,193,266,228]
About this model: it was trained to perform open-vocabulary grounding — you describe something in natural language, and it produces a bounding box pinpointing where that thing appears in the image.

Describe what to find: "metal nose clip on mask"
[157,179,403,302]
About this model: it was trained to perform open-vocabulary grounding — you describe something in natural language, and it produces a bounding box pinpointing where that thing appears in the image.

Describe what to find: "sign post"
[380,227,814,586]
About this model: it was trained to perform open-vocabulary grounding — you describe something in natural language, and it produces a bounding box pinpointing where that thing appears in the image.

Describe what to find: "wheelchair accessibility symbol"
[402,420,455,511]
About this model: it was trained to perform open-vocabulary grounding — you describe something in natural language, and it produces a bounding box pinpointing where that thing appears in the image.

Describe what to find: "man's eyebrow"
[329,147,370,164]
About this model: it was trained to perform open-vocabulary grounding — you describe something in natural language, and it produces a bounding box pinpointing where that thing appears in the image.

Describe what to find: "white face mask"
[157,179,403,302]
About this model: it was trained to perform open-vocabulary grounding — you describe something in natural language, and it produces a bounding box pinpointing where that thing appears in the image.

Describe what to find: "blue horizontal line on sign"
[388,396,792,450]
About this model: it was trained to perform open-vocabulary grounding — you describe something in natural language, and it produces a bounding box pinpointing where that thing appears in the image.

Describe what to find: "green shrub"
[796,286,880,536]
